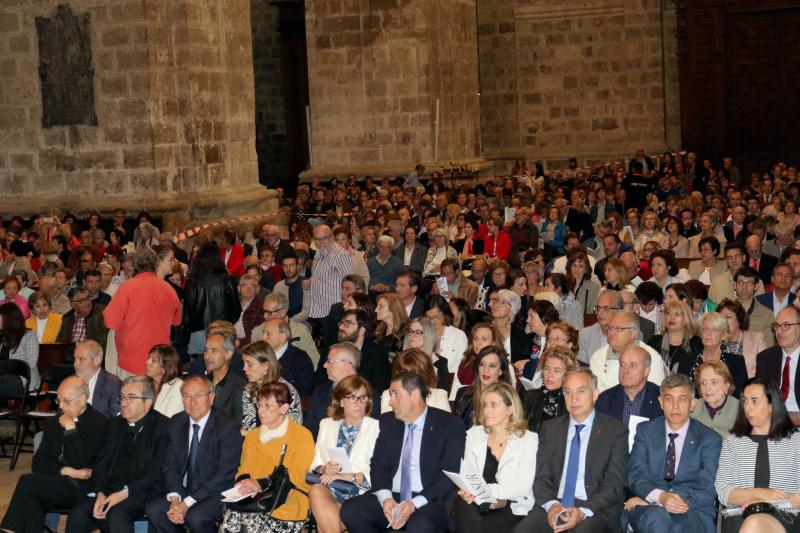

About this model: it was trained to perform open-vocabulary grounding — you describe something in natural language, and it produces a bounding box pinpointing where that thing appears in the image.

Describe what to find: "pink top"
[0,294,30,319]
[103,272,182,375]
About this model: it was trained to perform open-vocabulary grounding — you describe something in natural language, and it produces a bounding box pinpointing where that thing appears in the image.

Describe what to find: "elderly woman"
[241,341,302,432]
[540,206,567,254]
[490,289,531,372]
[687,236,726,284]
[543,273,584,329]
[422,228,458,277]
[145,344,184,417]
[451,322,506,399]
[567,252,600,314]
[715,378,800,533]
[649,249,683,291]
[514,300,560,379]
[221,382,314,533]
[691,361,740,437]
[0,303,39,396]
[674,312,748,397]
[663,215,690,258]
[380,349,450,413]
[689,210,727,258]
[0,276,30,319]
[647,300,702,371]
[402,317,449,390]
[716,299,767,378]
[424,295,469,375]
[522,346,577,432]
[454,346,513,430]
[456,382,538,531]
[309,376,380,533]
[25,291,62,344]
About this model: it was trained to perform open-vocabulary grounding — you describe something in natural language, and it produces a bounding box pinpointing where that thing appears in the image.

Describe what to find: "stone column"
[301,0,489,179]
[0,0,279,231]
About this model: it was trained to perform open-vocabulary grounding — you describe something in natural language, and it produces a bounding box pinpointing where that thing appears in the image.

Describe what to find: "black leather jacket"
[183,272,241,332]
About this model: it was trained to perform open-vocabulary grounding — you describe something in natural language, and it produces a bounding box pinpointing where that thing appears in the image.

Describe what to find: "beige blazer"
[687,259,727,281]
[708,271,764,304]
[688,232,726,258]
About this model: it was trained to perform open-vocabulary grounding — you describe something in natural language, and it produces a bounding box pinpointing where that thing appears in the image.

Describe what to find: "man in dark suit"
[341,372,465,532]
[594,235,623,284]
[56,287,110,355]
[1,376,109,532]
[468,258,495,311]
[145,375,242,532]
[338,309,392,396]
[396,270,424,320]
[262,317,314,395]
[514,368,628,533]
[745,235,778,286]
[66,376,169,532]
[73,340,121,418]
[259,223,295,264]
[317,274,367,384]
[625,373,721,533]
[756,262,794,316]
[723,206,751,245]
[756,306,800,417]
[596,347,663,424]
[203,330,246,422]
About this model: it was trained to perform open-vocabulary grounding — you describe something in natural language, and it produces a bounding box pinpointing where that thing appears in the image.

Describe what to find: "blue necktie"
[400,423,416,502]
[663,433,678,482]
[562,424,585,508]
[186,423,200,493]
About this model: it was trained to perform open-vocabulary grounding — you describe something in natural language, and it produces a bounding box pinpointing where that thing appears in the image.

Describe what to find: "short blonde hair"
[701,312,729,336]
[476,382,527,437]
[695,361,736,396]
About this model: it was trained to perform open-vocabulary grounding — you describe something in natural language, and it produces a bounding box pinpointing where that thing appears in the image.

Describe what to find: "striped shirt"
[308,243,353,318]
[715,432,800,505]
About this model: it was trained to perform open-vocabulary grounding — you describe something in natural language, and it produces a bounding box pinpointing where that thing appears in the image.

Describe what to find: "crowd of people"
[1,149,800,532]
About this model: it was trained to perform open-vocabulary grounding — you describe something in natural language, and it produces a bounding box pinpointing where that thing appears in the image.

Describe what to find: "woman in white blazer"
[309,375,380,533]
[456,382,538,531]
[380,349,451,413]
[425,296,469,374]
[145,344,184,418]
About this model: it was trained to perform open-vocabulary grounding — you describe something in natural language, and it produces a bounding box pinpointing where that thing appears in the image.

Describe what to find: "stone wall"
[302,0,486,178]
[0,0,274,229]
[250,0,288,185]
[477,0,681,172]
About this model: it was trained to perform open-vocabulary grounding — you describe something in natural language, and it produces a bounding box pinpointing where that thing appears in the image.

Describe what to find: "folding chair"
[0,359,31,469]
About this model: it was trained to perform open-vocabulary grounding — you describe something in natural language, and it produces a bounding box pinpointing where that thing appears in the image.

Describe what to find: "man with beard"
[337,309,391,395]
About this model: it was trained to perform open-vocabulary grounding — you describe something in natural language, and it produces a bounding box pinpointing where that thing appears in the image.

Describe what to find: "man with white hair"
[261,223,295,263]
[73,340,121,417]
[366,235,404,294]
[589,311,666,392]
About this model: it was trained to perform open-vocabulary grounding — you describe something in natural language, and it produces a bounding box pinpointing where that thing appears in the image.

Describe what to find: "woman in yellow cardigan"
[25,292,62,344]
[221,381,314,533]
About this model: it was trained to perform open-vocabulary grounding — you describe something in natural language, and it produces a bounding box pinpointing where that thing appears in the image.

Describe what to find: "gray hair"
[608,310,641,341]
[122,375,156,400]
[77,340,104,361]
[563,367,598,390]
[660,372,695,397]
[328,342,362,369]
[621,345,651,368]
[497,289,521,321]
[342,274,367,293]
[377,235,395,247]
[265,292,288,307]
[265,318,291,337]
[182,375,214,394]
[133,246,158,274]
[597,289,624,309]
[208,329,236,353]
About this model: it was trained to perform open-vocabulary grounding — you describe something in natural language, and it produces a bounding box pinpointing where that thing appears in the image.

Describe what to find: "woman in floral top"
[240,341,301,434]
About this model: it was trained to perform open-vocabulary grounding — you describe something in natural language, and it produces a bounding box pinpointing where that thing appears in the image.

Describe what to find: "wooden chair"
[676,258,692,270]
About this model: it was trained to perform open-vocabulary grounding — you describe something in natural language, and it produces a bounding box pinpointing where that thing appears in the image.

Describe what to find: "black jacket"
[183,272,241,333]
[91,409,169,497]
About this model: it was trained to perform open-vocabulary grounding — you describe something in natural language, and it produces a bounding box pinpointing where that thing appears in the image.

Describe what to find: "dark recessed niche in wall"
[36,4,98,128]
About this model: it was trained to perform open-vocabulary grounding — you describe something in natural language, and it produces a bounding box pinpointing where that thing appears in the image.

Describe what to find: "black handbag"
[227,444,307,515]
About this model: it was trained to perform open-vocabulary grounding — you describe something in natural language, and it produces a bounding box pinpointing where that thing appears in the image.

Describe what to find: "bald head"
[745,235,762,259]
[620,252,639,277]
[313,224,333,250]
[57,376,90,417]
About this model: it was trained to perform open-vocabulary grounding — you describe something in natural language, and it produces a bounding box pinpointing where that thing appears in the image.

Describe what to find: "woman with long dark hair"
[715,378,800,533]
[453,346,513,430]
[183,241,241,356]
[0,302,39,395]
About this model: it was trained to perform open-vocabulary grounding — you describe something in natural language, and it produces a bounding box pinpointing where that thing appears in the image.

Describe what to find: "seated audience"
[691,361,740,437]
[234,274,264,341]
[146,375,242,533]
[220,382,314,533]
[544,272,584,329]
[578,290,622,365]
[146,343,184,418]
[437,258,479,308]
[337,308,393,396]
[454,345,513,430]
[241,340,302,431]
[402,317,449,390]
[624,373,722,533]
[452,322,505,397]
[380,348,450,413]
[523,346,576,432]
[490,289,531,368]
[73,339,121,418]
[596,346,664,424]
[517,299,561,380]
[56,286,109,352]
[715,377,800,533]
[25,291,62,343]
[1,376,108,532]
[0,275,30,318]
[204,328,246,422]
[647,300,702,372]
[66,376,169,532]
[251,292,319,369]
[261,317,314,395]
[309,375,380,533]
[717,298,766,377]
[456,382,538,531]
[272,253,310,322]
[687,236,725,284]
[424,294,469,375]
[340,372,465,532]
[366,235,404,295]
[513,368,628,532]
[755,306,800,422]
[0,302,39,395]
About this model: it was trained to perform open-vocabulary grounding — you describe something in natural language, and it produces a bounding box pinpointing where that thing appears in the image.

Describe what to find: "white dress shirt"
[782,346,800,412]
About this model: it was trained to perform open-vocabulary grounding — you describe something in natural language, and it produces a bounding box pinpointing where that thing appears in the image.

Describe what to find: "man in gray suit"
[578,290,621,364]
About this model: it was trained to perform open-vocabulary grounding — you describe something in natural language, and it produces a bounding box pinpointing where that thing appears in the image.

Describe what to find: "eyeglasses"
[606,325,635,333]
[313,235,332,242]
[407,329,425,337]
[735,279,756,286]
[424,314,443,322]
[257,402,280,409]
[56,393,86,406]
[338,319,357,328]
[119,394,149,403]
[594,305,621,313]
[771,322,800,332]
[263,307,285,316]
[343,395,369,403]
[548,336,570,344]
[181,392,212,401]
[324,358,352,366]
[239,284,258,289]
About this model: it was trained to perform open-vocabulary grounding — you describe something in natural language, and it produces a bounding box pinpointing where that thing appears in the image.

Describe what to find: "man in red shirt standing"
[103,246,182,377]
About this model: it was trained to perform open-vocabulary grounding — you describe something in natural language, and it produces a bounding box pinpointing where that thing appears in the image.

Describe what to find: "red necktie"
[781,355,791,401]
